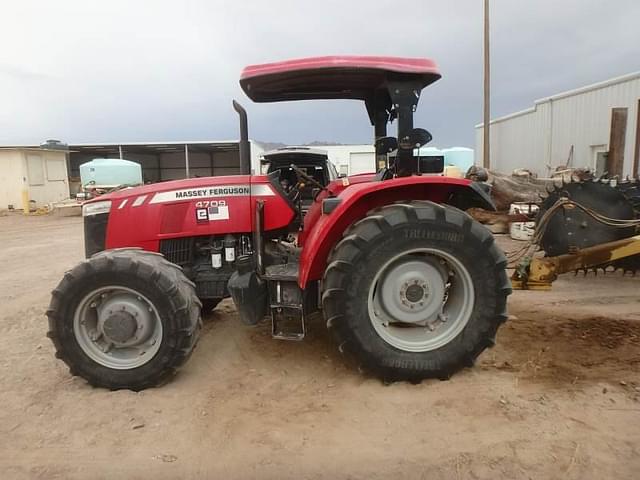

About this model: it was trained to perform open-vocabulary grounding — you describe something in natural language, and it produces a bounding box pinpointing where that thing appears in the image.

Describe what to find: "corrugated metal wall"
[476,73,640,176]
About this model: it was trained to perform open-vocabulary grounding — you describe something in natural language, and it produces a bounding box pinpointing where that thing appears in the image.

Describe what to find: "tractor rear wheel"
[47,248,201,390]
[322,201,510,382]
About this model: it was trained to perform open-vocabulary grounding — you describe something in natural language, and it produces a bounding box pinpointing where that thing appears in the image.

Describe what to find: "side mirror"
[398,128,432,150]
[375,136,398,154]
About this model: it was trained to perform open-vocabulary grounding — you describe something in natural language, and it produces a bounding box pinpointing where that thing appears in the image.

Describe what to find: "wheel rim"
[73,286,163,369]
[367,248,475,352]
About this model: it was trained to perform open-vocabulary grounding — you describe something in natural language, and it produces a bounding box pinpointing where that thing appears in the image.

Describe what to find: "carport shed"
[68,140,266,186]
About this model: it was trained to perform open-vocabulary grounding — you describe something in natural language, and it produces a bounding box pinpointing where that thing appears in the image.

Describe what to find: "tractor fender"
[298,176,494,288]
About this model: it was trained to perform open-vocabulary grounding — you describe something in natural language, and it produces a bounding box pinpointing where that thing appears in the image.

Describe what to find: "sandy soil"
[0,212,639,479]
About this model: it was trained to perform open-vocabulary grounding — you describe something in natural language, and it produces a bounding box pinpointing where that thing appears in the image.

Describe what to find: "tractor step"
[264,263,306,340]
[270,305,305,341]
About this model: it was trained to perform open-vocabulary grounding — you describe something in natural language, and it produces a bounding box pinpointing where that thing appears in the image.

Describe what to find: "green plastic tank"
[80,158,142,187]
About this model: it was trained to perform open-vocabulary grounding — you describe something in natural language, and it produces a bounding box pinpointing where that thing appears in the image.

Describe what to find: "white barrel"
[509,202,539,241]
[443,165,463,178]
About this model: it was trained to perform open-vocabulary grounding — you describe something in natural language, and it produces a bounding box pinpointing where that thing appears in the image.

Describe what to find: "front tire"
[322,201,511,382]
[47,249,202,390]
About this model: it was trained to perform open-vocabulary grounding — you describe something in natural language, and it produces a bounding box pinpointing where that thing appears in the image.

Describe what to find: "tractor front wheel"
[47,249,201,390]
[322,201,511,382]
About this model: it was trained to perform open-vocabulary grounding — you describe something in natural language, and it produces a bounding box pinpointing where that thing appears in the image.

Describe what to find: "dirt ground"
[0,213,639,479]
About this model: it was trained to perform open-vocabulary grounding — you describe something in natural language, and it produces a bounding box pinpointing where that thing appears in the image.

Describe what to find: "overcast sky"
[1,0,639,148]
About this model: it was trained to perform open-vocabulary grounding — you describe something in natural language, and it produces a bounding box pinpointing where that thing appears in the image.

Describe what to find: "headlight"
[82,200,112,217]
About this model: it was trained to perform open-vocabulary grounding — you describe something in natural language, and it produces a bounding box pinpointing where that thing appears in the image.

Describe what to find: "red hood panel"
[99,175,295,252]
[87,175,253,203]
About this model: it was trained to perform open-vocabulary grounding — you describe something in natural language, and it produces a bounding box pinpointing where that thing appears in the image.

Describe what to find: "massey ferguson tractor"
[47,56,511,390]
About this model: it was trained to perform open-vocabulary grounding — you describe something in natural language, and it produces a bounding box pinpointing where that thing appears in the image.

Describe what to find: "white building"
[0,146,69,210]
[322,144,376,176]
[305,144,376,176]
[476,72,640,177]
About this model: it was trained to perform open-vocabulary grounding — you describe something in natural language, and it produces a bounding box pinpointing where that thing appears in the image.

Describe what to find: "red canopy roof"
[240,55,440,103]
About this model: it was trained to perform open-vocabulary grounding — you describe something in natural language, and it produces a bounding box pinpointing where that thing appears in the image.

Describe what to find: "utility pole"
[483,0,491,169]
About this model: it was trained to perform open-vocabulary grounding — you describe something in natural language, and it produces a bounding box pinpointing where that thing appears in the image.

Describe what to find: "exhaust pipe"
[233,100,251,175]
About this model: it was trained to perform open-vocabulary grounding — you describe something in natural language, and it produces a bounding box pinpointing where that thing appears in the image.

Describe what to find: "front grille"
[84,213,108,258]
[159,237,192,265]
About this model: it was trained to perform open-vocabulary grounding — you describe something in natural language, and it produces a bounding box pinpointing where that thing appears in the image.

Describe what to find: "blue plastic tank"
[80,158,143,187]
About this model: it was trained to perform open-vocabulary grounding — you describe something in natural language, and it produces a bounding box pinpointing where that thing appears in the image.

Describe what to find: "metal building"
[68,140,265,184]
[0,139,380,209]
[476,72,640,177]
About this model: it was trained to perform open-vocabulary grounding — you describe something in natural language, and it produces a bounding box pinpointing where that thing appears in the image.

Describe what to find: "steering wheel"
[289,164,327,193]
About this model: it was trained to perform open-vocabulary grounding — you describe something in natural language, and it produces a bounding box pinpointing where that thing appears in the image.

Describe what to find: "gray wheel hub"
[368,248,475,352]
[97,293,156,346]
[74,287,163,369]
[102,311,137,344]
[380,259,447,325]
[404,283,426,303]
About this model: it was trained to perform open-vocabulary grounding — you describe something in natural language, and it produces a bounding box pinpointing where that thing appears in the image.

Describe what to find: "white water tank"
[80,159,142,187]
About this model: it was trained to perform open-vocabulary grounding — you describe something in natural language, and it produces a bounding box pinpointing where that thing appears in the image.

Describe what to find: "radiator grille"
[159,238,192,265]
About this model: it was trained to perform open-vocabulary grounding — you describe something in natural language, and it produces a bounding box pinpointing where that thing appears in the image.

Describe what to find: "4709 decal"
[195,200,227,208]
[195,199,230,222]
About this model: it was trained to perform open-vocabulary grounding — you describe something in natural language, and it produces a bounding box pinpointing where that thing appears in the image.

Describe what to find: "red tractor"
[47,56,510,390]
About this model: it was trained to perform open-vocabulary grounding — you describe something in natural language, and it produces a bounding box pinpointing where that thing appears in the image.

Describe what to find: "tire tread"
[46,248,201,390]
[322,201,511,383]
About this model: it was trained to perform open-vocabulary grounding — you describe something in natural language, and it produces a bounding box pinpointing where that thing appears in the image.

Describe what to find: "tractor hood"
[83,175,254,204]
[82,174,297,255]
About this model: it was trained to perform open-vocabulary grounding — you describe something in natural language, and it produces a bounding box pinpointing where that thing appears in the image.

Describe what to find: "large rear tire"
[47,248,202,390]
[322,201,511,382]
